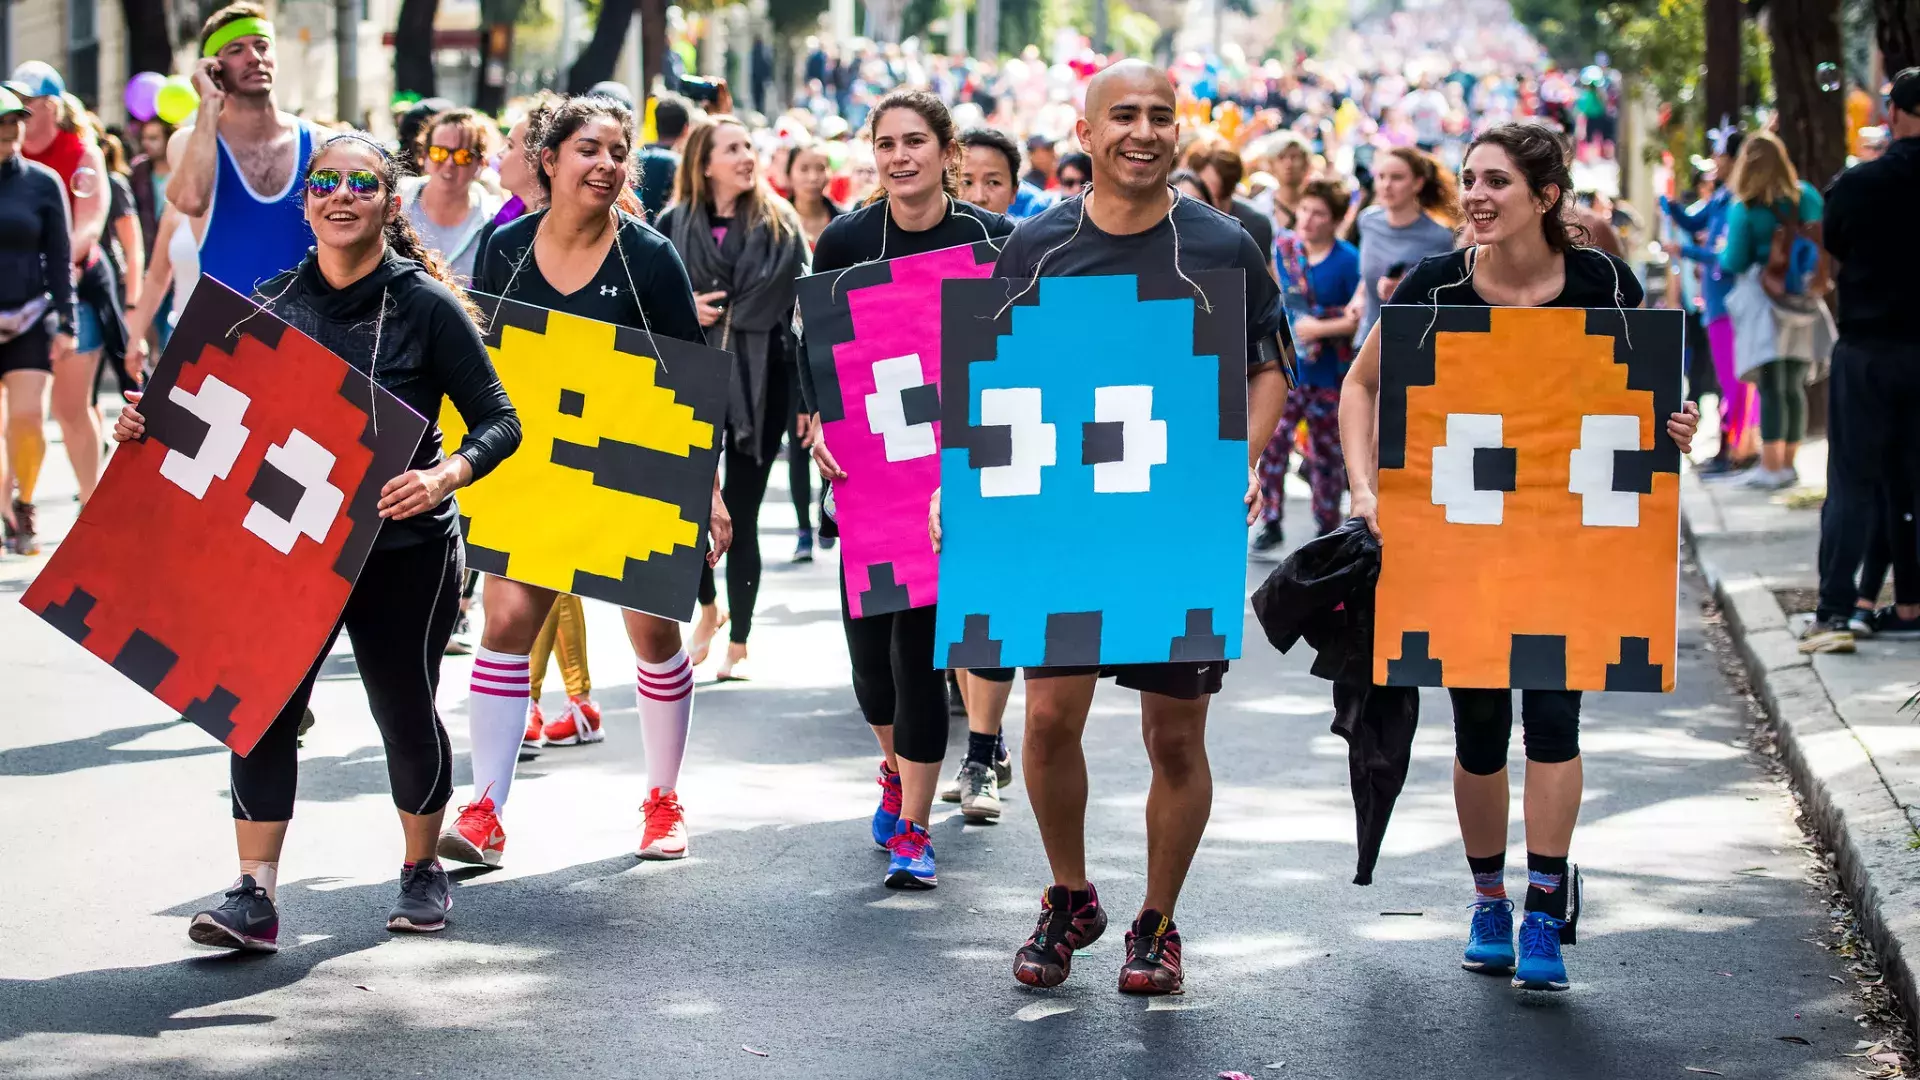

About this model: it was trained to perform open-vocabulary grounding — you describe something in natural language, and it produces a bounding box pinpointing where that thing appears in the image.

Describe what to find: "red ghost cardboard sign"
[21,279,427,755]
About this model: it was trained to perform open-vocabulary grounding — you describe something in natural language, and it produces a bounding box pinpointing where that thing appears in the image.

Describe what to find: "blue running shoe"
[871,762,902,849]
[1512,910,1570,991]
[884,820,937,889]
[1462,899,1515,973]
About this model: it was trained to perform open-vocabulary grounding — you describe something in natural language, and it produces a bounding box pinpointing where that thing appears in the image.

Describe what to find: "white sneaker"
[957,760,1002,822]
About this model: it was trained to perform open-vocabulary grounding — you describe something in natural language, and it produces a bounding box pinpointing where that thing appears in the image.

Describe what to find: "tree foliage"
[1599,0,1770,163]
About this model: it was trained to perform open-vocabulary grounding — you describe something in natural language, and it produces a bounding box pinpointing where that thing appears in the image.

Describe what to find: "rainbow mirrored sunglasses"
[425,145,479,166]
[306,168,382,199]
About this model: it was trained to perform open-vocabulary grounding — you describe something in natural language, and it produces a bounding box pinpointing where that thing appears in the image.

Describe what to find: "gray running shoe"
[994,746,1015,790]
[387,860,452,932]
[939,763,966,803]
[958,760,1002,822]
[188,875,280,952]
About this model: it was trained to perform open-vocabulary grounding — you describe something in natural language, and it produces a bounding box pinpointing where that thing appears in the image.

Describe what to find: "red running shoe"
[1012,883,1107,988]
[542,698,604,746]
[638,787,688,860]
[1117,908,1184,995]
[523,704,545,746]
[438,795,506,867]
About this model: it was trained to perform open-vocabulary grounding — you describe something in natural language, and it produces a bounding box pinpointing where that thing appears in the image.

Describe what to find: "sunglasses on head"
[306,168,382,199]
[426,145,479,166]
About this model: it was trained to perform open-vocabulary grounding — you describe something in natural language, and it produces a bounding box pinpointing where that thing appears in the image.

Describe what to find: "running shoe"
[956,760,1002,823]
[1511,910,1571,991]
[542,698,605,746]
[938,763,966,803]
[1740,466,1797,491]
[872,762,902,849]
[884,820,937,888]
[1249,519,1283,561]
[387,860,452,932]
[1798,616,1857,655]
[1117,909,1184,995]
[638,787,688,860]
[524,703,546,746]
[1849,607,1880,638]
[438,795,506,867]
[1461,898,1516,973]
[792,527,814,563]
[188,875,280,952]
[9,500,38,557]
[1012,883,1108,988]
[994,743,1015,789]
[1870,606,1920,640]
[819,531,837,551]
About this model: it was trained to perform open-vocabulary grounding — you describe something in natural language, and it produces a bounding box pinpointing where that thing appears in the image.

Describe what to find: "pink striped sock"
[636,650,693,794]
[468,647,532,814]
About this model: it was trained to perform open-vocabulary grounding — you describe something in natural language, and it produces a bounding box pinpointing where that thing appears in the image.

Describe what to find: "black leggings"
[1451,688,1582,776]
[230,536,464,821]
[841,579,948,764]
[698,370,788,645]
[787,365,815,532]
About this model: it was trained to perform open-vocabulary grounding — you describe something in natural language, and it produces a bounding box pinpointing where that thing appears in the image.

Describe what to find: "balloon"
[155,76,199,125]
[124,71,165,122]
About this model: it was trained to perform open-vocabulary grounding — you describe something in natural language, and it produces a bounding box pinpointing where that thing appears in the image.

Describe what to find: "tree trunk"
[120,0,173,76]
[393,0,440,98]
[1768,0,1846,189]
[976,0,999,58]
[336,0,360,130]
[1877,0,1920,72]
[1703,0,1743,133]
[566,0,634,91]
[639,0,670,94]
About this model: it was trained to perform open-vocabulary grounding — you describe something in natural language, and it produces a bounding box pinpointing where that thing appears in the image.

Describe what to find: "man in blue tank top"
[163,2,318,297]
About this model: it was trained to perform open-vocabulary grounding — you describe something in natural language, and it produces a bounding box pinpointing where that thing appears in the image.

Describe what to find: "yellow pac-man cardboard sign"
[1373,305,1685,692]
[442,293,733,622]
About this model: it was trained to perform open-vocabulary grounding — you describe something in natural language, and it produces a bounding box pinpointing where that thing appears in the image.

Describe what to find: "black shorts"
[1023,661,1225,701]
[0,321,53,376]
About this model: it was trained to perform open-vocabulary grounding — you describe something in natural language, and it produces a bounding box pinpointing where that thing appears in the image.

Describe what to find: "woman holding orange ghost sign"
[1340,122,1700,993]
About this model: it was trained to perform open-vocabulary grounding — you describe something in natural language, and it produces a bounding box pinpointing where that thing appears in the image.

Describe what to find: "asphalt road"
[0,436,1884,1079]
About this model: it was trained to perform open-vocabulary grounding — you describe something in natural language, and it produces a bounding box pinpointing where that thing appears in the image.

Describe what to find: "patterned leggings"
[1259,385,1346,537]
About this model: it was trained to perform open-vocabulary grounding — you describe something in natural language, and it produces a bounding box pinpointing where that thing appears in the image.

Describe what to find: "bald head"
[1076,59,1180,199]
[1085,59,1174,119]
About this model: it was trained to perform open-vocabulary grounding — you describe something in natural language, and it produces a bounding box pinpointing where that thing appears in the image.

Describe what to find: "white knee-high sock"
[468,647,532,814]
[636,650,693,794]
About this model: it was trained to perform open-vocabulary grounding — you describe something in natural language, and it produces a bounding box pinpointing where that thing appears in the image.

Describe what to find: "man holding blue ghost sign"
[930,59,1295,997]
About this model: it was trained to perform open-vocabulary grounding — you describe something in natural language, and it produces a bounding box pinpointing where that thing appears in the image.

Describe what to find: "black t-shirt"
[993,192,1293,368]
[1229,195,1275,256]
[797,197,1015,413]
[475,209,703,344]
[1387,245,1645,311]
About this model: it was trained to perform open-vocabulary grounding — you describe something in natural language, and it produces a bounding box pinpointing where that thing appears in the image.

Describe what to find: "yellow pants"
[530,594,590,700]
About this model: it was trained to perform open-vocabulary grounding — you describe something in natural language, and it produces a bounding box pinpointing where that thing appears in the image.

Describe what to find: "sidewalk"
[1682,437,1920,1028]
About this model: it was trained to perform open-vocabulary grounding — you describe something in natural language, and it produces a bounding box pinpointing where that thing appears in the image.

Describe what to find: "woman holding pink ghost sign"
[797,88,1015,890]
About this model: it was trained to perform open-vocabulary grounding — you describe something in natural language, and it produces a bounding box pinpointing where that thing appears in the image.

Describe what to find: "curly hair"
[1463,121,1587,253]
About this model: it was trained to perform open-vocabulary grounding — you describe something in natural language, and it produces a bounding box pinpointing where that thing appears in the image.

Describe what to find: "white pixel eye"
[865,353,938,462]
[242,429,346,554]
[1568,414,1643,527]
[1083,385,1167,493]
[1430,413,1510,525]
[978,387,1055,497]
[159,375,252,499]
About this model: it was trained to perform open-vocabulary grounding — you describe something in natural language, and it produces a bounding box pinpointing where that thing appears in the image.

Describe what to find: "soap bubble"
[69,166,100,199]
[1816,62,1841,93]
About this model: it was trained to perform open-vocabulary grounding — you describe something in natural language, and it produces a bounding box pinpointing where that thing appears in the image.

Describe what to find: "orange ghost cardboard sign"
[1373,305,1685,692]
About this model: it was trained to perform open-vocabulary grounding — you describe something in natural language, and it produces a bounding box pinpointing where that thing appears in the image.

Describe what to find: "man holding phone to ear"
[164,2,321,299]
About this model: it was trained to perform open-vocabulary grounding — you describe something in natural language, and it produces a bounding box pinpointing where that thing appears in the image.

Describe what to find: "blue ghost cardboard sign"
[935,271,1249,669]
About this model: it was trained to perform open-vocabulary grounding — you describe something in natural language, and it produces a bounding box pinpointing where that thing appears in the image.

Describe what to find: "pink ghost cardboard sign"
[795,241,999,617]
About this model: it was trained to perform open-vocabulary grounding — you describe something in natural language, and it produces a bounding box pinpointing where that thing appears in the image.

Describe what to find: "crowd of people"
[4,0,1912,1001]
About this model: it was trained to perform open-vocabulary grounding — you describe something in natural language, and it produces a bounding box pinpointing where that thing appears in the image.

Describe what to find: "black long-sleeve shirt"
[0,152,76,336]
[797,197,1014,413]
[1823,137,1920,342]
[257,249,522,550]
[474,209,703,344]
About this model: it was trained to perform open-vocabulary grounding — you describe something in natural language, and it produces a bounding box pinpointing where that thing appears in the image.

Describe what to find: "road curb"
[1682,472,1920,1031]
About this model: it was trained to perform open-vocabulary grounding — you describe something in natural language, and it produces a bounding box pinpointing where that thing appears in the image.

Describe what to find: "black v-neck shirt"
[474,209,703,343]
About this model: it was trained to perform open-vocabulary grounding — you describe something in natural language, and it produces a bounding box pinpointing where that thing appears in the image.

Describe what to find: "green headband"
[203,17,274,58]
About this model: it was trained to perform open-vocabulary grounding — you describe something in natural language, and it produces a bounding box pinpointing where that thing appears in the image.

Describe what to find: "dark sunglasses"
[426,145,479,166]
[1059,175,1087,189]
[306,168,382,199]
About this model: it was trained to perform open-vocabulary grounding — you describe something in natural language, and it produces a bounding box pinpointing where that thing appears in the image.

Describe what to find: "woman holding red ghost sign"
[112,132,521,949]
